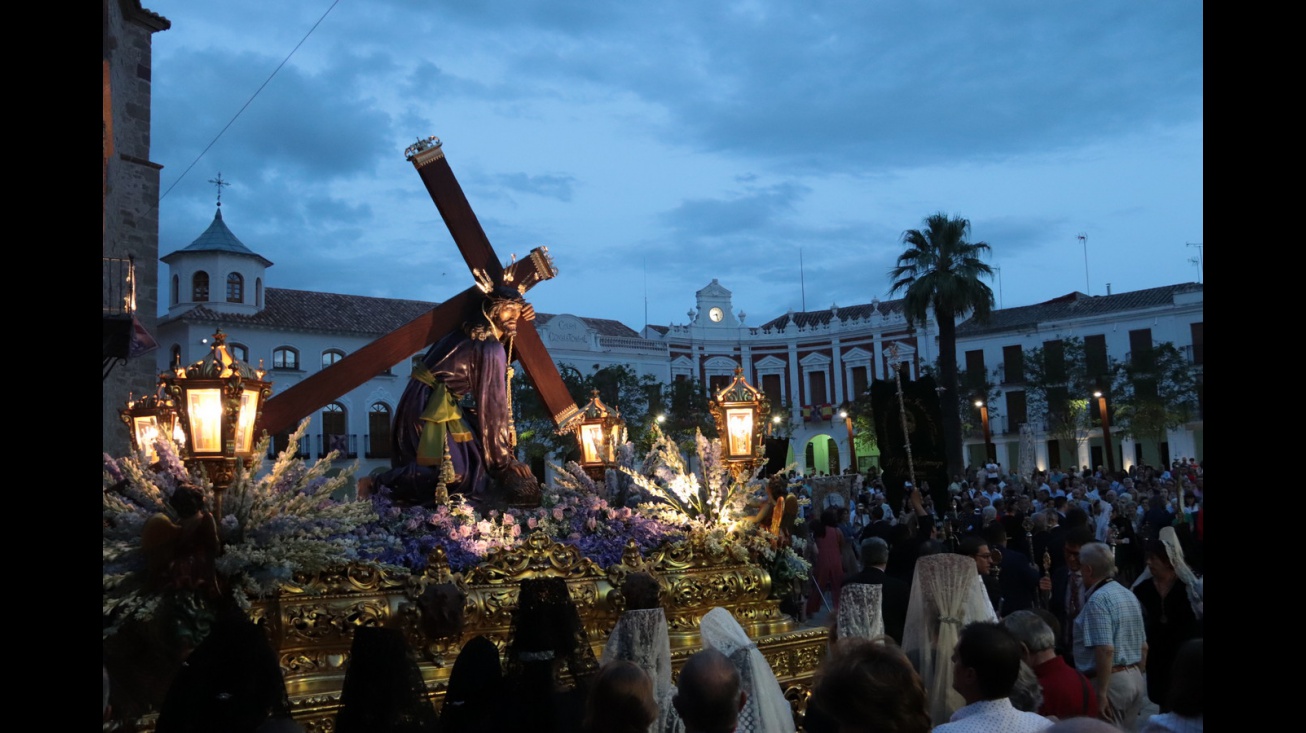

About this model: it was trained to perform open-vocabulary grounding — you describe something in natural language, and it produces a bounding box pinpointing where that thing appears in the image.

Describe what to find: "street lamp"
[571,389,626,481]
[1094,390,1115,474]
[710,367,771,482]
[975,400,995,463]
[162,329,272,518]
[840,409,859,473]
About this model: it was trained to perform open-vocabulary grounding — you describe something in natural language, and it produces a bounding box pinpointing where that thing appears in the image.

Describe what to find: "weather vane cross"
[208,172,230,207]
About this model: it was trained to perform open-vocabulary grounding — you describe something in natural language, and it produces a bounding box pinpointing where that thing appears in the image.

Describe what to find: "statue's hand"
[520,304,536,322]
[491,459,534,480]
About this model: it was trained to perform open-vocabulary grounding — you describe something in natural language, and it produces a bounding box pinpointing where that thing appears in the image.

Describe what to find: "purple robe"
[378,328,514,506]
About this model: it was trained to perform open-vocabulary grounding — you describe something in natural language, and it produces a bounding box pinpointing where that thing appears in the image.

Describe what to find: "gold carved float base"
[132,532,829,732]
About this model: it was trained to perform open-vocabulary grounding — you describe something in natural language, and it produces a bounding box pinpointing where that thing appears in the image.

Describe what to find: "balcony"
[318,434,358,459]
[268,440,311,460]
[996,365,1025,386]
[1178,343,1203,365]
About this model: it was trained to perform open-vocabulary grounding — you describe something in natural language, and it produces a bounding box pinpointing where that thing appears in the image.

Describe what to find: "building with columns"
[156,205,1201,481]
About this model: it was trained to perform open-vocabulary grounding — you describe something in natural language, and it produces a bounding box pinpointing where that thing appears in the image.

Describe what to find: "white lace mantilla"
[901,554,999,725]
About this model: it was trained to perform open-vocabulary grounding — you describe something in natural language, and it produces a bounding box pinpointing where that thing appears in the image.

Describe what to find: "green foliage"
[1110,341,1199,446]
[842,392,879,452]
[921,358,1001,436]
[1022,337,1104,464]
[889,213,996,329]
[659,377,718,451]
[513,364,587,463]
[888,212,996,477]
[514,363,674,460]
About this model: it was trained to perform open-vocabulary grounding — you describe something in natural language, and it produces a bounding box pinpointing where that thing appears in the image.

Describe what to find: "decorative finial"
[208,173,230,208]
[404,135,442,161]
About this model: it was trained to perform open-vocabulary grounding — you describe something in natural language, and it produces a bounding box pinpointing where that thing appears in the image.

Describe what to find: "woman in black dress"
[1132,531,1203,712]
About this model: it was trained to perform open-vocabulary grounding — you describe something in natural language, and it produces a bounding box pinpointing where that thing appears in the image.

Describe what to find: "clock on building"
[709,307,724,322]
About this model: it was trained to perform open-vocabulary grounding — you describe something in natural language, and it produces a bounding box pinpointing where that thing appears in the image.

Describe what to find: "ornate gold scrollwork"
[222,530,829,733]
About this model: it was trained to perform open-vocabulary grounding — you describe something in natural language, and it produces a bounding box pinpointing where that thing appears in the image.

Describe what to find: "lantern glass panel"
[132,415,161,462]
[187,388,224,453]
[580,424,604,464]
[726,408,753,457]
[608,424,622,461]
[235,388,260,453]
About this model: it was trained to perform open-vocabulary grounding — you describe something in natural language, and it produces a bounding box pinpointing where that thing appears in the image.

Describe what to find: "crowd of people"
[126,458,1202,733]
[783,458,1205,732]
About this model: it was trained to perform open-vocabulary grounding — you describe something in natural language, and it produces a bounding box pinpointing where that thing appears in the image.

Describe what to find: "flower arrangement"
[356,460,682,573]
[103,416,810,638]
[103,420,386,638]
[619,425,758,528]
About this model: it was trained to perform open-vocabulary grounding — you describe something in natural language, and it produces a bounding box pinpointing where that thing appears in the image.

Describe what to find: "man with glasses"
[959,534,1002,615]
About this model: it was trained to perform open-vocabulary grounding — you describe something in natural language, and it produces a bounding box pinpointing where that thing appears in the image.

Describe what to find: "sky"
[142,0,1203,332]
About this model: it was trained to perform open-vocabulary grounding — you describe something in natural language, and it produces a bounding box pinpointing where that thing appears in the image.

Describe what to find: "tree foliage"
[1023,337,1105,467]
[888,212,995,478]
[1109,341,1199,449]
[512,363,671,461]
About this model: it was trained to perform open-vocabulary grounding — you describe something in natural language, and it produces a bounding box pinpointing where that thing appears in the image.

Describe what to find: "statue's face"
[493,302,524,336]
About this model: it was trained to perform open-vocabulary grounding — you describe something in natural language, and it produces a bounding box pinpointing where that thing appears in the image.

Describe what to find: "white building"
[158,207,1202,480]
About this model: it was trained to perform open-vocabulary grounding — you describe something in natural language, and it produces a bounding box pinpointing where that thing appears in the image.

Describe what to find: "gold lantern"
[573,389,626,481]
[119,386,184,464]
[162,329,272,516]
[710,368,771,481]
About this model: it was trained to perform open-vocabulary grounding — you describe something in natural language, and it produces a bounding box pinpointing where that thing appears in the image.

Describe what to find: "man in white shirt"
[934,622,1053,732]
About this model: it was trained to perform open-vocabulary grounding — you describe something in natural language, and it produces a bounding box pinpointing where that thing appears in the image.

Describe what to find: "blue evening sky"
[141,0,1203,331]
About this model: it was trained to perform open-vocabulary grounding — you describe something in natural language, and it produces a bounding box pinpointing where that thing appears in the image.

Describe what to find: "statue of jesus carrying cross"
[373,267,541,508]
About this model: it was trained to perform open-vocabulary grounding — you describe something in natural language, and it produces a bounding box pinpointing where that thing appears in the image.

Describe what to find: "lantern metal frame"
[162,329,272,515]
[569,389,627,481]
[119,386,183,464]
[709,367,772,481]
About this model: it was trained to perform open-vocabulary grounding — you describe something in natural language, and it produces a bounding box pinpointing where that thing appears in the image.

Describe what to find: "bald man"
[673,648,747,733]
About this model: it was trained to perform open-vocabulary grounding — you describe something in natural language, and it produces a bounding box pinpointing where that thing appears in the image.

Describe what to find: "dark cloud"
[145,0,1201,330]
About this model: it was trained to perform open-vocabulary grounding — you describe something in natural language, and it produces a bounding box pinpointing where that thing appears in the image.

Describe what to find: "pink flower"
[568,532,581,540]
[586,517,598,531]
[552,507,565,521]
[511,524,521,538]
[502,513,515,526]
[527,517,538,529]
[459,525,474,539]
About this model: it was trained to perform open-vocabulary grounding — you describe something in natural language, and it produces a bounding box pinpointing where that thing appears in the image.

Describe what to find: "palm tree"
[888,213,995,480]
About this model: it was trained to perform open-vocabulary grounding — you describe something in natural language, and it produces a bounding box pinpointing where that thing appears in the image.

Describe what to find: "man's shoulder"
[935,699,1051,733]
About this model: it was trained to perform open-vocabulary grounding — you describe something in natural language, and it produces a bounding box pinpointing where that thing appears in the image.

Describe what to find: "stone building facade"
[103,1,170,457]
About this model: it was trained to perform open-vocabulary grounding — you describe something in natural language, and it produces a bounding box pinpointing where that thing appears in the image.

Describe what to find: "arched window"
[171,275,179,305]
[322,402,349,458]
[322,348,346,369]
[226,272,244,303]
[368,402,392,459]
[228,343,249,363]
[273,347,299,370]
[170,343,183,371]
[192,271,210,302]
[256,278,263,307]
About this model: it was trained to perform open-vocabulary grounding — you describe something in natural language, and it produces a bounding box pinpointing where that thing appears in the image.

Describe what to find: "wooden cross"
[256,136,581,438]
